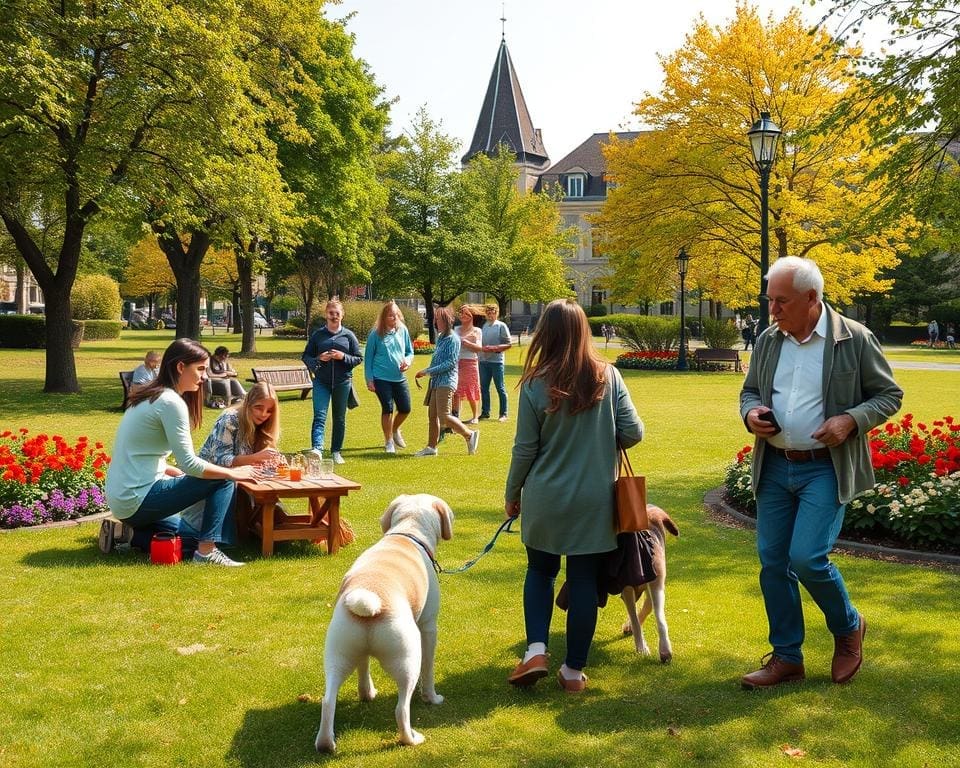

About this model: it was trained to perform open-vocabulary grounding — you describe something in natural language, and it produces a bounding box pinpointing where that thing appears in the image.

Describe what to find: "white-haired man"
[739,257,902,689]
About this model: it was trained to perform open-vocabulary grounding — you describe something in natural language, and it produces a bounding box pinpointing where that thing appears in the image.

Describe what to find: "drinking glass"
[319,458,335,479]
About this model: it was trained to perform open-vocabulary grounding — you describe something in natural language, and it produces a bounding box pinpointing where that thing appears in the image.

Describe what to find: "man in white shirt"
[739,257,902,690]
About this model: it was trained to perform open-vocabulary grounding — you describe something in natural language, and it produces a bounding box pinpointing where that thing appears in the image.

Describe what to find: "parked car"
[253,311,272,329]
[161,313,176,329]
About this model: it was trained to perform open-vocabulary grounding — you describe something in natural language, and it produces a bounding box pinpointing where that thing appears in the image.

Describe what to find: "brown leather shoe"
[556,669,588,693]
[832,614,866,684]
[741,653,805,690]
[508,653,549,687]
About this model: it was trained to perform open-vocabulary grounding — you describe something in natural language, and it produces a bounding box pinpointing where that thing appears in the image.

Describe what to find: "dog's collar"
[387,532,442,574]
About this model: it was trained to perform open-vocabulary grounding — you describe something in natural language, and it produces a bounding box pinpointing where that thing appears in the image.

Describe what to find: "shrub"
[80,320,122,341]
[71,274,121,320]
[0,315,84,349]
[273,324,306,339]
[701,318,740,349]
[724,413,960,549]
[585,304,608,318]
[617,315,681,352]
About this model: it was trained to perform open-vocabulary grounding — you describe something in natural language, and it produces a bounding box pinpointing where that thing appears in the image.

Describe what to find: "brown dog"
[621,505,679,662]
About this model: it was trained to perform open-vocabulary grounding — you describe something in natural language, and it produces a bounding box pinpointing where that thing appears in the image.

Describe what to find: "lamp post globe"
[747,111,781,334]
[675,246,690,372]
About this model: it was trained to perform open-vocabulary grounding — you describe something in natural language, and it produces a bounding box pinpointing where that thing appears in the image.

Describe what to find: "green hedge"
[80,320,122,341]
[0,315,84,348]
[701,318,740,350]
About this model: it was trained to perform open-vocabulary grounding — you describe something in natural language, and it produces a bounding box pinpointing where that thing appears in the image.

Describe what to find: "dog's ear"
[432,498,453,540]
[381,495,407,533]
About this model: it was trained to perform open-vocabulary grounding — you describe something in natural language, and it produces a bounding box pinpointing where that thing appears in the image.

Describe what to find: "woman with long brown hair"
[504,299,644,692]
[364,300,414,453]
[102,338,261,566]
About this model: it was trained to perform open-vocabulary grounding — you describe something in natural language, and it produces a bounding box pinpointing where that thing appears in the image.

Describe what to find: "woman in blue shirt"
[302,299,363,465]
[364,301,414,454]
[413,306,479,457]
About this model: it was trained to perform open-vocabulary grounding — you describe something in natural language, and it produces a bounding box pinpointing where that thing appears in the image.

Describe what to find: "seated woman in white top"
[102,338,261,566]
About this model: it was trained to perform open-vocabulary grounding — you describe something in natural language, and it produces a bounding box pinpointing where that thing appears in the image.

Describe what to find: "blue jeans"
[311,379,351,452]
[523,547,605,670]
[479,361,507,418]
[125,475,236,553]
[755,452,860,664]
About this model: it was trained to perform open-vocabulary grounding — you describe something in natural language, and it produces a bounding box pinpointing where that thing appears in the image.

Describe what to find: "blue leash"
[442,516,518,575]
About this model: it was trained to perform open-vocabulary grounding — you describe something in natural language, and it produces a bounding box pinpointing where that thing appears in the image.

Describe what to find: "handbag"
[615,445,648,532]
[347,381,360,409]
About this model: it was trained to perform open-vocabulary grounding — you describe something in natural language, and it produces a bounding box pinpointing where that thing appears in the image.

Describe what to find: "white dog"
[620,505,679,662]
[315,493,453,753]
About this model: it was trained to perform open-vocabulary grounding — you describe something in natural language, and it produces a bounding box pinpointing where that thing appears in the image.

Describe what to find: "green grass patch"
[1,332,958,767]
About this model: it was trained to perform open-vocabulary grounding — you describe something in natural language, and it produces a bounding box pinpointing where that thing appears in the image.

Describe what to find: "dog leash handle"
[442,516,517,575]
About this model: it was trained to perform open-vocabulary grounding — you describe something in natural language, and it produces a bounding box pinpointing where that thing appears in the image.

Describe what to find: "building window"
[591,228,603,258]
[659,301,675,316]
[566,174,584,197]
[591,287,607,307]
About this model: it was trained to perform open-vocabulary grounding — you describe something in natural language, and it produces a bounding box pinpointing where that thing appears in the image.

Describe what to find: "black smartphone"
[758,410,782,435]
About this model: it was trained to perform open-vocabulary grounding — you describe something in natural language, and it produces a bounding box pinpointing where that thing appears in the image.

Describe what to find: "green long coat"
[505,365,644,555]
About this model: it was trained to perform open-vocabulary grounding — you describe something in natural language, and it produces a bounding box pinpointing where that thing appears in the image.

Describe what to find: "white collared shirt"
[768,305,828,450]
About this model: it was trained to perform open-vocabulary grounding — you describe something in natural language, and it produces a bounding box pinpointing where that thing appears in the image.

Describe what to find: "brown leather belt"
[768,446,831,462]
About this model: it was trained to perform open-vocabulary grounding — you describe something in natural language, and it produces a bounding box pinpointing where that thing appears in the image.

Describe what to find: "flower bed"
[0,430,111,529]
[615,350,680,370]
[413,339,435,355]
[724,414,960,550]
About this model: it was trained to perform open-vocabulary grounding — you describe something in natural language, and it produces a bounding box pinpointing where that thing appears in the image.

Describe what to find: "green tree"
[374,108,485,339]
[459,149,572,314]
[0,1,304,391]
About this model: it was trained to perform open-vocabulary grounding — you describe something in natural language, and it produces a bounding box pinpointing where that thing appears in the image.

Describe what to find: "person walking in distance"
[739,257,902,689]
[479,304,512,422]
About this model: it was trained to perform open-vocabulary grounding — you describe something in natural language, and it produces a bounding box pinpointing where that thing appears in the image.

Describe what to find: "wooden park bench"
[248,365,314,399]
[694,348,742,373]
[119,371,134,410]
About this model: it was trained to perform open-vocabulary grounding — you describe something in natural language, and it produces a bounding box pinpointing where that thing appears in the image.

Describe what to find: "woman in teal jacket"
[505,299,644,692]
[364,301,414,453]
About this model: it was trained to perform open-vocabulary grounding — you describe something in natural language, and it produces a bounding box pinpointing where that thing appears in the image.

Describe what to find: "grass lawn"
[1,332,958,767]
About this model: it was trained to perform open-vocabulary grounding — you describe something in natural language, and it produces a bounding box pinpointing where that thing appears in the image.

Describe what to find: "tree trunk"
[236,247,256,355]
[42,281,80,393]
[423,284,435,342]
[15,260,29,314]
[156,228,210,339]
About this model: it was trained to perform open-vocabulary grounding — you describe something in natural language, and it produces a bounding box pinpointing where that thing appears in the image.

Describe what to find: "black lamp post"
[747,111,781,334]
[676,246,690,371]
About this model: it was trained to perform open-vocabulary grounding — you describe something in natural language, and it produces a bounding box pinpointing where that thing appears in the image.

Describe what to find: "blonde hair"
[374,300,405,336]
[521,299,606,415]
[235,382,280,452]
[326,298,344,315]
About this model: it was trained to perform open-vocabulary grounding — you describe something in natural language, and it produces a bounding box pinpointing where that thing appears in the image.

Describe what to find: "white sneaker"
[332,452,345,465]
[467,430,480,455]
[414,446,438,457]
[392,431,406,449]
[385,440,396,454]
[307,448,322,460]
[192,548,245,567]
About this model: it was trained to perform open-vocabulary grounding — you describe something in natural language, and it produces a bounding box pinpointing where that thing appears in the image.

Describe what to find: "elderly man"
[130,350,160,394]
[739,257,902,690]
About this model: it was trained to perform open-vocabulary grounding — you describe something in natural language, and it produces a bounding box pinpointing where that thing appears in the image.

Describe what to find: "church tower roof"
[461,37,549,169]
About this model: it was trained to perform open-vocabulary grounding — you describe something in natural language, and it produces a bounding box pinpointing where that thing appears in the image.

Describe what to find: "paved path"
[887,360,960,371]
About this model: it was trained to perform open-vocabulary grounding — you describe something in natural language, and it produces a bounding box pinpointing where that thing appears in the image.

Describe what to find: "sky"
[331,0,874,164]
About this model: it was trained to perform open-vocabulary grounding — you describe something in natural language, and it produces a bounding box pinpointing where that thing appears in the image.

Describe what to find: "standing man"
[479,304,512,422]
[927,318,939,347]
[739,257,902,690]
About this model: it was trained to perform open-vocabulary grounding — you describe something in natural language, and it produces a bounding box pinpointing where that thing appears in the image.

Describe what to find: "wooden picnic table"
[237,474,361,557]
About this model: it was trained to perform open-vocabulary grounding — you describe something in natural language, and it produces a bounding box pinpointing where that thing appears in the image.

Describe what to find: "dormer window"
[566,174,585,198]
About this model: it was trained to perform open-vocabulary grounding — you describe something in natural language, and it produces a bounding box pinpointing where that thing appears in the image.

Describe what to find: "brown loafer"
[508,653,549,687]
[741,653,805,690]
[556,669,587,693]
[832,614,866,684]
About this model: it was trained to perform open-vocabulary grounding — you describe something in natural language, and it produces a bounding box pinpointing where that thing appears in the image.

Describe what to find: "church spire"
[461,37,549,170]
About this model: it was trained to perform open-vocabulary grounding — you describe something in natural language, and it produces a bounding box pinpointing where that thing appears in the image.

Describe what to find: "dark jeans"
[479,361,507,418]
[523,546,605,670]
[311,379,351,452]
[125,475,236,553]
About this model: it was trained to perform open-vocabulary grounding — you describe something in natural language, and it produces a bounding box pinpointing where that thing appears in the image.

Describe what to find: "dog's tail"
[648,505,679,537]
[343,588,383,618]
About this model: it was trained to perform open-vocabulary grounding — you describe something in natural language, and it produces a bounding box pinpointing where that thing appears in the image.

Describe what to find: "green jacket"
[506,365,644,555]
[739,303,903,504]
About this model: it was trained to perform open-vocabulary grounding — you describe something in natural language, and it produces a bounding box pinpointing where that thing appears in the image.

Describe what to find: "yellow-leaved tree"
[595,4,918,311]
